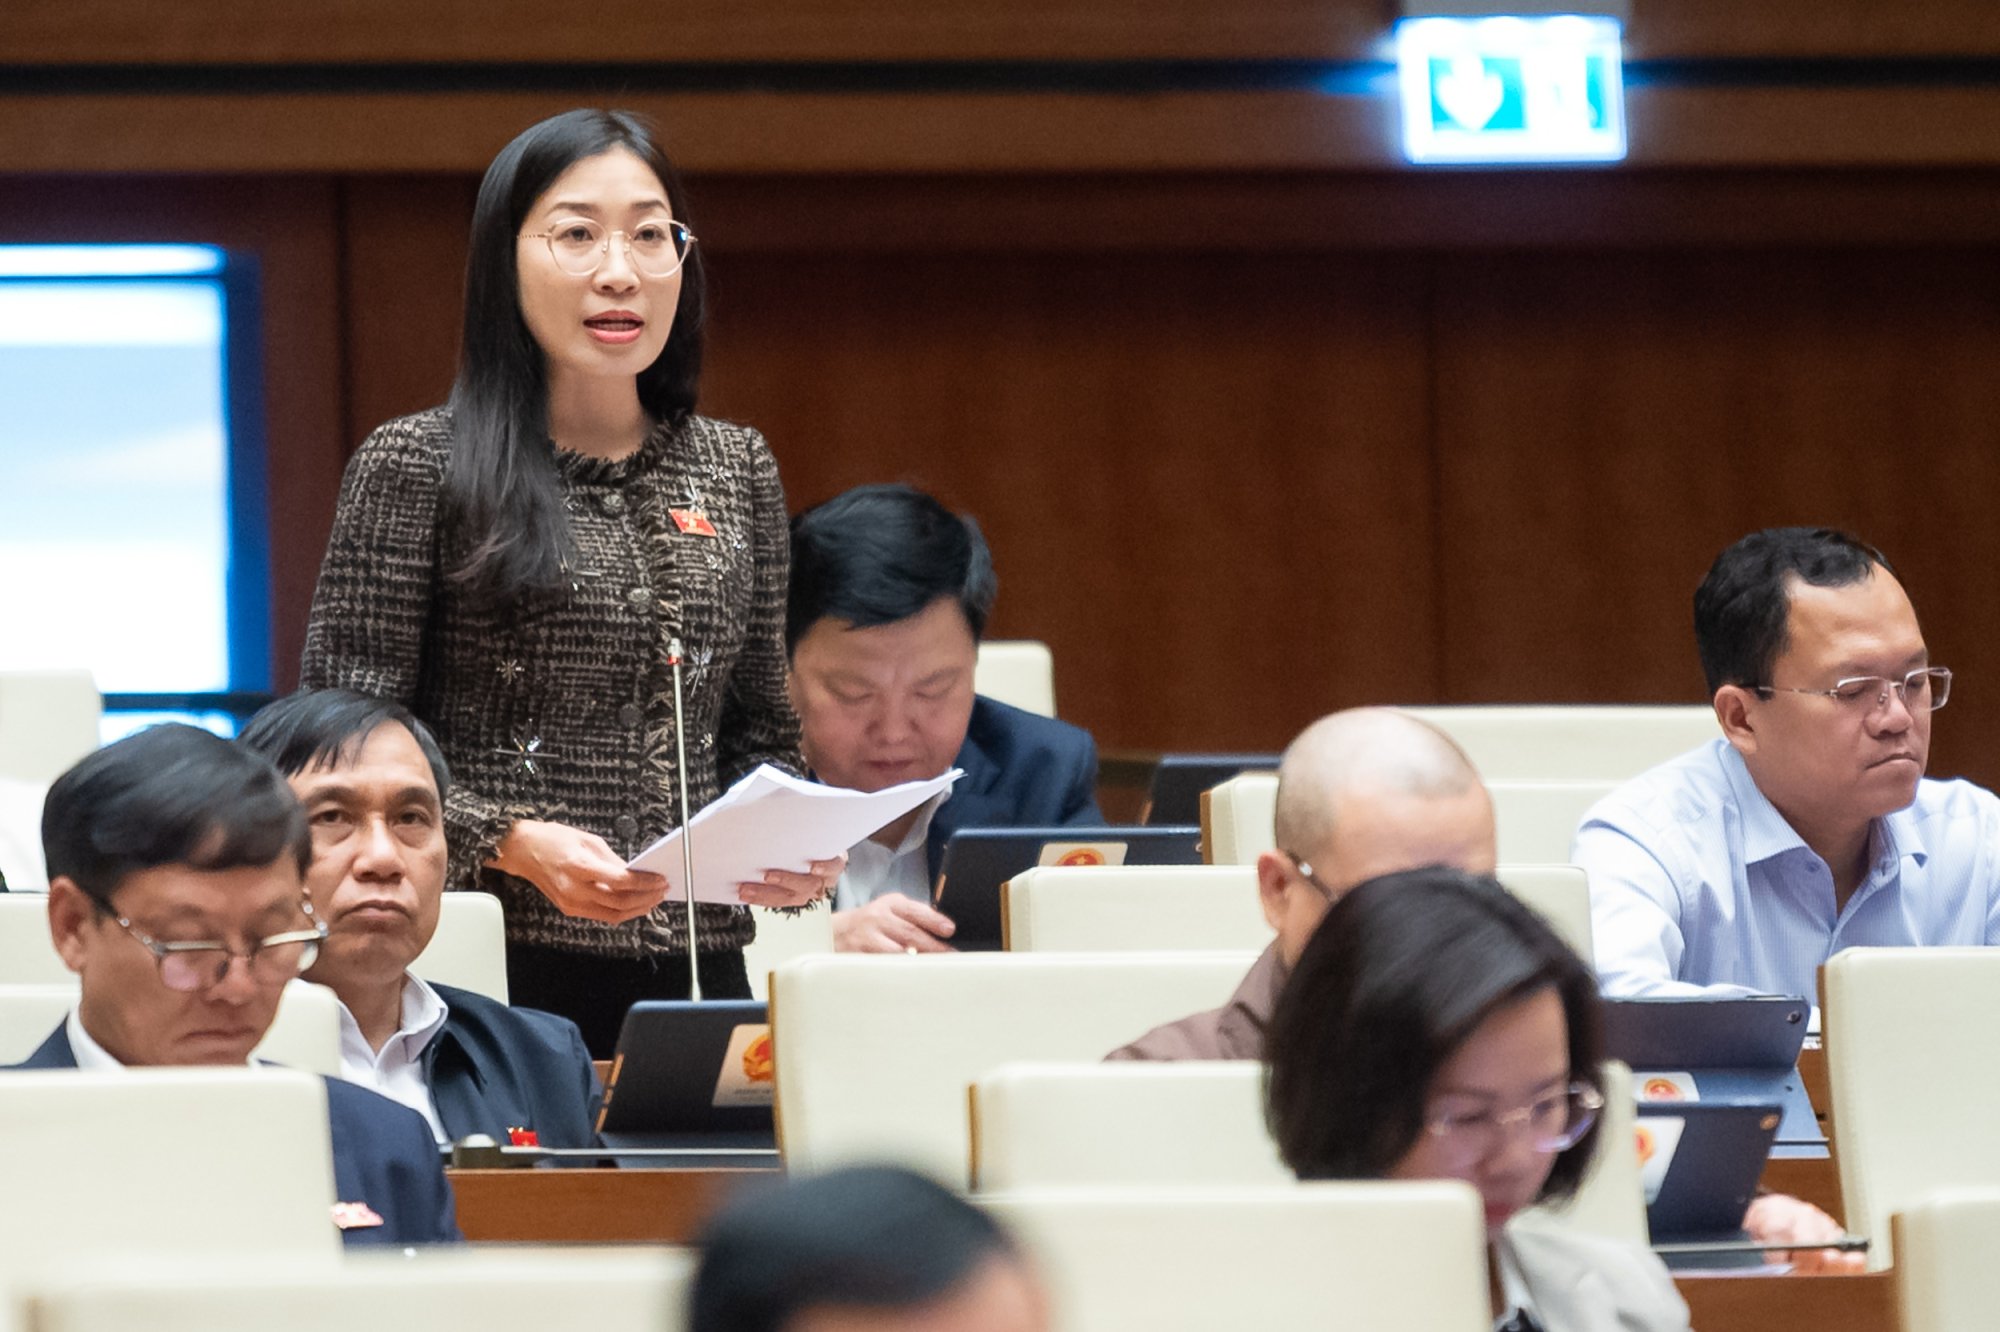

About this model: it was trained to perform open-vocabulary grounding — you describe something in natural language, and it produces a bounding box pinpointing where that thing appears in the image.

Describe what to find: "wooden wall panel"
[1432,250,2000,788]
[698,252,1438,752]
[9,0,2000,63]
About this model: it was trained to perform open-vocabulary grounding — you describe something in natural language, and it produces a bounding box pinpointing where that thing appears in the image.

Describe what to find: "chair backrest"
[409,892,509,1002]
[30,1246,693,1332]
[0,1068,341,1278]
[1825,947,2000,1269]
[0,670,100,786]
[1200,770,1612,883]
[969,1060,1646,1247]
[1487,780,1619,865]
[1002,865,1268,952]
[0,979,343,1076]
[0,893,66,983]
[741,904,837,1001]
[973,641,1056,718]
[983,1182,1489,1331]
[770,952,1255,1182]
[1200,773,1279,865]
[1894,1186,2000,1332]
[1001,863,1591,963]
[0,775,47,892]
[1398,704,1717,782]
[1492,864,1594,964]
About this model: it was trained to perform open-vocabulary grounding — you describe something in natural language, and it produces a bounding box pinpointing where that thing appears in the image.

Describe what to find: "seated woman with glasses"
[1264,867,1690,1332]
[301,108,840,1055]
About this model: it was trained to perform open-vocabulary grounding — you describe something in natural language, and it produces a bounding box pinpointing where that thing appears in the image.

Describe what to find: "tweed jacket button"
[613,814,640,839]
[599,492,626,516]
[616,702,644,727]
[625,586,650,607]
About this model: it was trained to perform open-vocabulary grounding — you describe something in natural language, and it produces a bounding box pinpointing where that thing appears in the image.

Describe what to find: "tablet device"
[933,825,1205,950]
[596,999,779,1166]
[1603,995,1822,1151]
[1638,1101,1783,1257]
[1144,754,1280,826]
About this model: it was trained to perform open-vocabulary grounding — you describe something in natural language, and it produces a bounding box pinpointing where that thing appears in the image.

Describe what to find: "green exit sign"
[1397,15,1627,164]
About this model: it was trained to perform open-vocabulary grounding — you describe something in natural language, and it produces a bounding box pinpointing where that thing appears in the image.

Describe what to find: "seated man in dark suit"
[789,484,1102,953]
[18,723,460,1246]
[240,689,602,1152]
[240,688,600,1144]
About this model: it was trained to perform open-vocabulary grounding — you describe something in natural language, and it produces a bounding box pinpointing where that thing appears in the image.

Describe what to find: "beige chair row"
[973,640,1057,718]
[1397,704,1716,782]
[0,891,510,1003]
[0,980,343,1075]
[1202,771,1618,867]
[24,1248,691,1332]
[1001,862,1594,962]
[0,671,99,788]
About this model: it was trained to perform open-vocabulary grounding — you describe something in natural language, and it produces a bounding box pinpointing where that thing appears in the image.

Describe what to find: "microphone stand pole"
[668,637,701,1002]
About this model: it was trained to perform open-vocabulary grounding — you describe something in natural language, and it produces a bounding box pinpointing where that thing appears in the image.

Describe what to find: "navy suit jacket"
[13,1026,462,1248]
[427,982,602,1152]
[924,695,1104,883]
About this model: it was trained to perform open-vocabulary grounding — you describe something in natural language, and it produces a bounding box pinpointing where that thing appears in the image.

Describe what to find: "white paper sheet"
[627,764,962,904]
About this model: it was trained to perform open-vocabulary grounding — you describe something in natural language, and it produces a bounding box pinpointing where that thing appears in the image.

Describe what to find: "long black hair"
[445,108,707,603]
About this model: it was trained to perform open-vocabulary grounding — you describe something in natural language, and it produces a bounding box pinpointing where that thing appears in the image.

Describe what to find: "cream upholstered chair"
[770,952,1253,1183]
[410,892,509,1002]
[1200,772,1278,865]
[1399,704,1717,782]
[1895,1187,2000,1332]
[740,904,836,1000]
[0,775,47,893]
[969,1060,1645,1246]
[1001,865,1267,952]
[973,640,1056,718]
[0,1068,342,1279]
[1492,864,1594,964]
[0,979,343,1075]
[1487,780,1619,865]
[0,893,67,983]
[0,670,100,786]
[1001,863,1591,963]
[30,1247,694,1332]
[1825,947,2000,1270]
[984,1182,1489,1332]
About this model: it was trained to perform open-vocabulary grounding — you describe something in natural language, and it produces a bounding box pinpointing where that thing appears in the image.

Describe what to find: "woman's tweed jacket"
[301,406,803,959]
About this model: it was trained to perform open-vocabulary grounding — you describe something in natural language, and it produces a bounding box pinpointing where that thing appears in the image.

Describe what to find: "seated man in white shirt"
[239,689,602,1151]
[1574,526,2000,1002]
[788,485,1102,953]
[19,723,459,1245]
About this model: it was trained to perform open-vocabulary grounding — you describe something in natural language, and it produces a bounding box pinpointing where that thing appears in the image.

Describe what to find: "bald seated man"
[1107,706,1859,1271]
[1108,708,1493,1063]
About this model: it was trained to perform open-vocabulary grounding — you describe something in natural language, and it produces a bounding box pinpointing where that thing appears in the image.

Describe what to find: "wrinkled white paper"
[628,764,962,903]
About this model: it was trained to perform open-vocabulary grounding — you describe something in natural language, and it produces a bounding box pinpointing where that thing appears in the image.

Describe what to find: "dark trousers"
[506,943,752,1059]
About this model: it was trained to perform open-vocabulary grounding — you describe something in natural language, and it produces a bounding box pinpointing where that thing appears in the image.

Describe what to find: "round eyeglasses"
[520,217,695,279]
[1421,1082,1603,1163]
[111,911,327,993]
[1755,666,1952,717]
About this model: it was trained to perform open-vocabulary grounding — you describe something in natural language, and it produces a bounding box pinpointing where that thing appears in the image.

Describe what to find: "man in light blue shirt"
[1575,527,2000,1002]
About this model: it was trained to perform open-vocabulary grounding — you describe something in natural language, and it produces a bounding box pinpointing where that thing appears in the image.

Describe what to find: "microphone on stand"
[667,636,702,1002]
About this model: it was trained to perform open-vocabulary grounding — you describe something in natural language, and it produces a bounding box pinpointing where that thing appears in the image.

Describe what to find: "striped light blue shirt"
[1574,738,2000,1002]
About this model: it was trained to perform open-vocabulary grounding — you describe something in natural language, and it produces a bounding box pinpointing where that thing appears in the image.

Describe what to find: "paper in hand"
[627,764,962,904]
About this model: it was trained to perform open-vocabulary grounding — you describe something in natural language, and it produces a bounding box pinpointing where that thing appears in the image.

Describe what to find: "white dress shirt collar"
[333,972,452,1144]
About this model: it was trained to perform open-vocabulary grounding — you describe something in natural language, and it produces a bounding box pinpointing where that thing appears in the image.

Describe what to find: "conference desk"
[449,1167,1897,1332]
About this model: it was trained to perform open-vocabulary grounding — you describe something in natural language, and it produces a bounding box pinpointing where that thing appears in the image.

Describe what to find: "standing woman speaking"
[302,109,837,1055]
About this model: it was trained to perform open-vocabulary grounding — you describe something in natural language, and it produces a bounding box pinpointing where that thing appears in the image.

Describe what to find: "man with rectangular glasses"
[1576,527,2000,1002]
[12,724,461,1245]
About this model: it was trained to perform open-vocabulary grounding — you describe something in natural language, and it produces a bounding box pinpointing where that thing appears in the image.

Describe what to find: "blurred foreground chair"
[983,1182,1489,1332]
